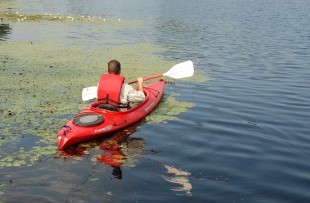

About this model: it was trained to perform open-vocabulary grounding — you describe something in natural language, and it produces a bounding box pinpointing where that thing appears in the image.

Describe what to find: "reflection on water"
[58,120,146,179]
[162,165,192,196]
[57,120,193,196]
[1,0,309,202]
[0,23,11,41]
[97,137,146,179]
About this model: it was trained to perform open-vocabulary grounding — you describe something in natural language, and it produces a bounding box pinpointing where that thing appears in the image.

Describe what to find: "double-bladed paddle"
[82,60,194,101]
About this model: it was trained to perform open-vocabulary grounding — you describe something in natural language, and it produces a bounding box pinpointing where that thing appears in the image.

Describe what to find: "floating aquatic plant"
[0,15,208,168]
[146,95,195,123]
[0,145,57,168]
[0,12,144,28]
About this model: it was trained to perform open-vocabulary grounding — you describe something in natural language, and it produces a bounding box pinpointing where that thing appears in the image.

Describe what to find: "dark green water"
[1,0,310,202]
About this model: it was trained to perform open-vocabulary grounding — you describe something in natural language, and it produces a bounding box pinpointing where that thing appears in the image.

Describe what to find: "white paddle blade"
[163,60,194,79]
[82,86,98,101]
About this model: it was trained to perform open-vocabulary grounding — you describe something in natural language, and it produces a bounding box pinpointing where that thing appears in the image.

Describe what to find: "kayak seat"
[97,96,130,111]
[96,103,120,112]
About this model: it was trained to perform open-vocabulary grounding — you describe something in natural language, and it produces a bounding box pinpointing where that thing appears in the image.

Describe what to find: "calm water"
[1,0,310,202]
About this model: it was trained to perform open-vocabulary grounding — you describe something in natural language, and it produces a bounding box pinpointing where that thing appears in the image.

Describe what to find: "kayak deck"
[57,80,165,149]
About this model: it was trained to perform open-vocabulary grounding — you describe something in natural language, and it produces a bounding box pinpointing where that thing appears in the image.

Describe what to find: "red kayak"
[57,79,165,149]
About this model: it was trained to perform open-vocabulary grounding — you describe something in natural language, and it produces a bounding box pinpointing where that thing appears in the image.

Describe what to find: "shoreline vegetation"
[0,12,135,24]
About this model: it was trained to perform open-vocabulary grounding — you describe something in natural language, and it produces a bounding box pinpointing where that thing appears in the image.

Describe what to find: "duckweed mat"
[0,12,145,27]
[0,11,208,169]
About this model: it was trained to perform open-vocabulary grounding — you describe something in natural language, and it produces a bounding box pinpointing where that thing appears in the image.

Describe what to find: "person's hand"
[137,77,144,92]
[137,77,144,84]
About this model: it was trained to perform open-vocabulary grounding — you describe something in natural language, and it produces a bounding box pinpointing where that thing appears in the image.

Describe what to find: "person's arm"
[126,77,145,105]
[137,77,144,92]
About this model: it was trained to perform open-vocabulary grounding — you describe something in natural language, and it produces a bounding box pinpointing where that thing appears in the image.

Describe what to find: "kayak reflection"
[97,137,145,179]
[58,120,146,179]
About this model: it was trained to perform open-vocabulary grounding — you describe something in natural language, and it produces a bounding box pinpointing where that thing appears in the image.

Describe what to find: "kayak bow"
[57,80,165,149]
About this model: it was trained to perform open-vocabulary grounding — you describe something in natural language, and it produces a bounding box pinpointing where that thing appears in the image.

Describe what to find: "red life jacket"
[97,74,125,105]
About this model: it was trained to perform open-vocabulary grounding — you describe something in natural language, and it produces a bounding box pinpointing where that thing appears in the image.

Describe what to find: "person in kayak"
[97,60,145,109]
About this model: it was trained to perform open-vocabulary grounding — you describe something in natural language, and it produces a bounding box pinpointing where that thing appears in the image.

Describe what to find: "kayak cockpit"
[89,90,151,113]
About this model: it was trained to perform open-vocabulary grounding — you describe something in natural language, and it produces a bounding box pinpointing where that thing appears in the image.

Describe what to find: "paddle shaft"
[128,74,163,84]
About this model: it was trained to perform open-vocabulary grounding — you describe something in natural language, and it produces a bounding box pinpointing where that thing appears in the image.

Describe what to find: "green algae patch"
[0,12,140,24]
[0,146,57,168]
[147,95,195,123]
[0,38,206,168]
[0,12,145,28]
[183,67,209,83]
[0,40,204,133]
[0,10,209,167]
